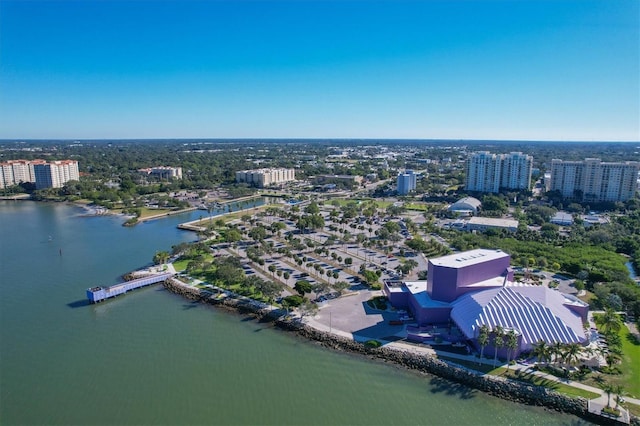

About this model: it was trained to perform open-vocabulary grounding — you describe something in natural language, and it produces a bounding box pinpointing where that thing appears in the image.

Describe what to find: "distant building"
[34,160,80,189]
[236,168,295,188]
[466,217,519,232]
[549,158,639,202]
[448,196,481,216]
[0,159,46,189]
[314,174,363,186]
[550,212,574,226]
[139,166,183,180]
[397,170,417,195]
[465,152,532,193]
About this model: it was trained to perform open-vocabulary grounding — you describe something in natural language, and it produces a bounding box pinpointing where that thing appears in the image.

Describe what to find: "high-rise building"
[550,158,639,202]
[397,170,417,195]
[235,168,295,188]
[500,152,533,191]
[465,152,532,193]
[34,160,80,189]
[0,159,50,189]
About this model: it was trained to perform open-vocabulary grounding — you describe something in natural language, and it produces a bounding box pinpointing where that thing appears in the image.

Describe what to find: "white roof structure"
[429,249,509,269]
[467,217,519,230]
[451,284,587,350]
[448,197,481,214]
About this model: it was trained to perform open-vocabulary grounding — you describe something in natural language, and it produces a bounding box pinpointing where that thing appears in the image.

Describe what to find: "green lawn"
[172,258,189,272]
[404,202,429,211]
[581,326,640,399]
[619,327,640,397]
[138,207,173,218]
[492,368,600,399]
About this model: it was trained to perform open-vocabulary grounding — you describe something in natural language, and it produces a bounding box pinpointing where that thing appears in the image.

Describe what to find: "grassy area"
[492,368,600,399]
[172,258,190,272]
[619,327,640,397]
[581,327,640,399]
[330,198,393,209]
[625,401,640,418]
[138,207,174,218]
[404,202,429,211]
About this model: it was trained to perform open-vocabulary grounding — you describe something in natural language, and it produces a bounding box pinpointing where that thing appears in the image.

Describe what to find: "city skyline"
[0,0,638,141]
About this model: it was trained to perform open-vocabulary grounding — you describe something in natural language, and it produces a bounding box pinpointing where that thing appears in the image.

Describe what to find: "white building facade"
[397,170,417,195]
[465,152,532,193]
[236,168,295,188]
[550,158,639,202]
[34,160,80,189]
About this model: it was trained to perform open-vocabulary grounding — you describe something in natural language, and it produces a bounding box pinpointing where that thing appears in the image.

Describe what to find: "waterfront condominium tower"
[550,158,639,202]
[33,160,80,189]
[465,152,533,193]
[397,169,417,195]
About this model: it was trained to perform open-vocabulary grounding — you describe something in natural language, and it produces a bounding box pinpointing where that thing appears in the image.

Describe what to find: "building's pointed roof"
[451,284,586,349]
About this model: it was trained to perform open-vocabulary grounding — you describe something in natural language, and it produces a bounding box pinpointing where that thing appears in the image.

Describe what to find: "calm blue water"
[0,200,587,425]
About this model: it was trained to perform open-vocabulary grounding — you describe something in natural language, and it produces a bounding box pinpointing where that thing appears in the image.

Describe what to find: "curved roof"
[450,284,586,350]
[449,197,481,211]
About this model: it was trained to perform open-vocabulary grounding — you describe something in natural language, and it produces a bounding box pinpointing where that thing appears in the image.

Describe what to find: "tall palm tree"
[561,343,583,369]
[532,341,550,365]
[505,329,519,369]
[477,324,490,365]
[492,326,505,367]
[614,385,625,409]
[551,342,565,366]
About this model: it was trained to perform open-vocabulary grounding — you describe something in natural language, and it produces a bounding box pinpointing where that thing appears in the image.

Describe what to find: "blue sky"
[0,0,638,141]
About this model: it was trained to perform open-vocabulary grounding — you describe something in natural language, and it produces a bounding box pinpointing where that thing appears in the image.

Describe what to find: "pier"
[86,272,174,303]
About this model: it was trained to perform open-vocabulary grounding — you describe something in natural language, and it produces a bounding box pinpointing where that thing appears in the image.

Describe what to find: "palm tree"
[532,341,551,365]
[505,329,519,369]
[561,343,583,369]
[599,308,622,334]
[614,385,625,409]
[477,324,490,365]
[492,326,505,367]
[550,342,565,366]
[600,382,615,409]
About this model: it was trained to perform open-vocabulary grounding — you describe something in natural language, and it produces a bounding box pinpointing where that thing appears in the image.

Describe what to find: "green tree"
[492,326,505,367]
[153,251,170,265]
[477,324,490,364]
[294,280,313,296]
[505,329,519,369]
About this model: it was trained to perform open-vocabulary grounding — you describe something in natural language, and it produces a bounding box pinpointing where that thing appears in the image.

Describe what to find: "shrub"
[364,340,382,348]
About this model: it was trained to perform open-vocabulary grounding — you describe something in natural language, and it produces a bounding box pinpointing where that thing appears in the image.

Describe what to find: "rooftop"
[467,217,519,228]
[429,249,509,269]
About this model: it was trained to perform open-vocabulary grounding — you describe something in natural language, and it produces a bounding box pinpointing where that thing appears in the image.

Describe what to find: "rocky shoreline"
[163,278,636,426]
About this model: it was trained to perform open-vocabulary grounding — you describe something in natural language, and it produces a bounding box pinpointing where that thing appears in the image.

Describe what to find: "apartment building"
[550,158,639,202]
[236,168,295,188]
[397,170,417,195]
[34,160,80,189]
[466,152,532,193]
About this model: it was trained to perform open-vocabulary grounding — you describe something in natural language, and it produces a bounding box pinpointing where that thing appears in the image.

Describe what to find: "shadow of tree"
[625,332,640,346]
[428,376,477,400]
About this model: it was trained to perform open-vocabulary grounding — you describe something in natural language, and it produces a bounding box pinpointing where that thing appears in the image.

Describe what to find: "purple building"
[383,249,588,358]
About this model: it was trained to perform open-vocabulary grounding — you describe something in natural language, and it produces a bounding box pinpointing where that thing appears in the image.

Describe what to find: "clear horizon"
[0,0,638,141]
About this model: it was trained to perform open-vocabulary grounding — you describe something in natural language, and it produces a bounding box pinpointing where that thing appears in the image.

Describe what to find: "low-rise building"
[383,249,588,359]
[448,196,481,216]
[466,217,519,232]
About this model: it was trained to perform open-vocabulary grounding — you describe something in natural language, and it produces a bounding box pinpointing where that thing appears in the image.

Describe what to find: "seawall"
[162,278,636,426]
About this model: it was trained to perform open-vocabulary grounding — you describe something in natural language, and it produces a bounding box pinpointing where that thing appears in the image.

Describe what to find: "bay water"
[0,201,587,425]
